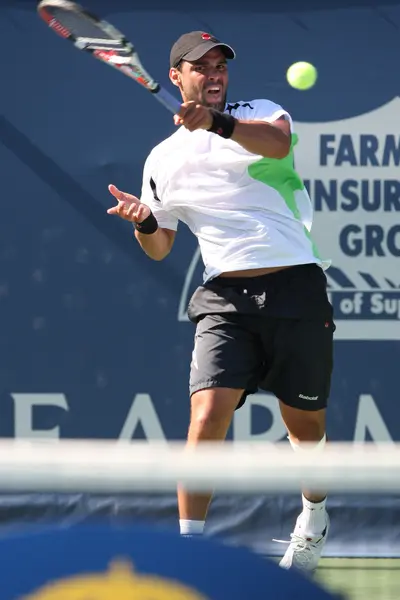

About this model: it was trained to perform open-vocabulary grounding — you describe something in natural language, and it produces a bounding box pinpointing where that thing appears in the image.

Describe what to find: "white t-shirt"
[140,99,328,282]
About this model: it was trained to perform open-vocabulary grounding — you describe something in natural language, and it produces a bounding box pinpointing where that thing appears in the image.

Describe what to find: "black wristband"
[207,110,236,139]
[135,211,158,235]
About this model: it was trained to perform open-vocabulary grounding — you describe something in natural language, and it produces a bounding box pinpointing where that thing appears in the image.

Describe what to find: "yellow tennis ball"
[286,62,317,90]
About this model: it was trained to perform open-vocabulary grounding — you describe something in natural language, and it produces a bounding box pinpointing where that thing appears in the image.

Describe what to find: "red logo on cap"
[202,33,212,40]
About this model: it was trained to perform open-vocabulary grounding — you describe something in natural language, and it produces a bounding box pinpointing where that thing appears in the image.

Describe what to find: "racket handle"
[153,86,181,115]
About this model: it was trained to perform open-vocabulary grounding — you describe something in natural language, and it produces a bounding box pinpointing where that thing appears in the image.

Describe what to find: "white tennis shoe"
[275,511,330,574]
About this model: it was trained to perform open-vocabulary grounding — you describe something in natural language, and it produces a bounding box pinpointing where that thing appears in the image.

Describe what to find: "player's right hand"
[107,184,151,223]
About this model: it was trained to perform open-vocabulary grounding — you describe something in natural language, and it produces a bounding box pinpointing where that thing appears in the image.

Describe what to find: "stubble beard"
[204,93,227,113]
[183,85,228,113]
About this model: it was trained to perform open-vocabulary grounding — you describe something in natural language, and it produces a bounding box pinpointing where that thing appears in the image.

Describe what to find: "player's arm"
[107,184,176,261]
[135,227,176,261]
[135,222,175,262]
[230,116,291,159]
[176,103,291,159]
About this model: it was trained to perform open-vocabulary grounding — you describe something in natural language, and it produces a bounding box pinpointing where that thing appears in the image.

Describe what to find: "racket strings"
[46,8,115,41]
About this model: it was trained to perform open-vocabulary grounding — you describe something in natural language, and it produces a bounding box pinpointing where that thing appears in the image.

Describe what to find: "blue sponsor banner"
[295,99,400,341]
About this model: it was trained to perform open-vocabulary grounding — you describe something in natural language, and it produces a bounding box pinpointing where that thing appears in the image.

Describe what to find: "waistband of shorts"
[209,263,321,288]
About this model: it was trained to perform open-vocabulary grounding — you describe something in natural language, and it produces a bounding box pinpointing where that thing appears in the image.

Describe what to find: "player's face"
[172,48,229,112]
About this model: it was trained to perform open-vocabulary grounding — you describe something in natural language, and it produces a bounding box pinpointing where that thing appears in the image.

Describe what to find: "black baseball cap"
[170,31,236,68]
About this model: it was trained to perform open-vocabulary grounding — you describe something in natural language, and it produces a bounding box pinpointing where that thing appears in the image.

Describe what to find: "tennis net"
[0,439,399,600]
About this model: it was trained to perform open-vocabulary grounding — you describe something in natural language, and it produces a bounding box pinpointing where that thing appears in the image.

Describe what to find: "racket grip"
[154,86,181,114]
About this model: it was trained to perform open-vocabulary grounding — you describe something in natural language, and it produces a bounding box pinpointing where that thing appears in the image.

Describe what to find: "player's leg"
[278,404,329,573]
[279,403,326,502]
[279,402,329,554]
[266,316,334,573]
[178,386,244,535]
[179,312,264,537]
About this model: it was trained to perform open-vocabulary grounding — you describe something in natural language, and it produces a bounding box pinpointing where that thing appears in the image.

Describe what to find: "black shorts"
[187,264,335,411]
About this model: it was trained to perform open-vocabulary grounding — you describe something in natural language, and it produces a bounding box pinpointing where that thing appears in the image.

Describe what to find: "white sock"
[179,519,205,536]
[300,495,327,537]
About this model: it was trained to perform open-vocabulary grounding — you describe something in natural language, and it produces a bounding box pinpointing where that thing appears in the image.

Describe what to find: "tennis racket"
[37,0,181,114]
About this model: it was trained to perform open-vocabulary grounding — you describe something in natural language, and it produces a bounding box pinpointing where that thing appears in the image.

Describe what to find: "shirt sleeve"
[240,99,294,133]
[140,152,179,231]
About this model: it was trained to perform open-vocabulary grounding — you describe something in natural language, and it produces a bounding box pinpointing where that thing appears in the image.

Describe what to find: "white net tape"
[0,440,398,493]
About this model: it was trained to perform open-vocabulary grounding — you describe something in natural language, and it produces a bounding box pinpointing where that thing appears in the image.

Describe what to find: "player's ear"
[169,67,182,89]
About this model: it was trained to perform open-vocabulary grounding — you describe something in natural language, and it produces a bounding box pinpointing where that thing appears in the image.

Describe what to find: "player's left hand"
[174,101,213,132]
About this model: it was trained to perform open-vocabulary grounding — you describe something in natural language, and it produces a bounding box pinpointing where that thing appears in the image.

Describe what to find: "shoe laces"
[274,532,314,546]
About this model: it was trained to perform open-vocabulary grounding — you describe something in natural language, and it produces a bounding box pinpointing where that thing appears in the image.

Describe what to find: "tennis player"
[107,31,334,574]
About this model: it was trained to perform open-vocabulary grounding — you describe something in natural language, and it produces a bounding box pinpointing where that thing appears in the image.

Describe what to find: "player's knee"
[189,412,228,441]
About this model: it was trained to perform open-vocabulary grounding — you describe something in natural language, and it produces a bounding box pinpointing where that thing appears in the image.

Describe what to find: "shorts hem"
[271,390,328,412]
[190,379,250,397]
